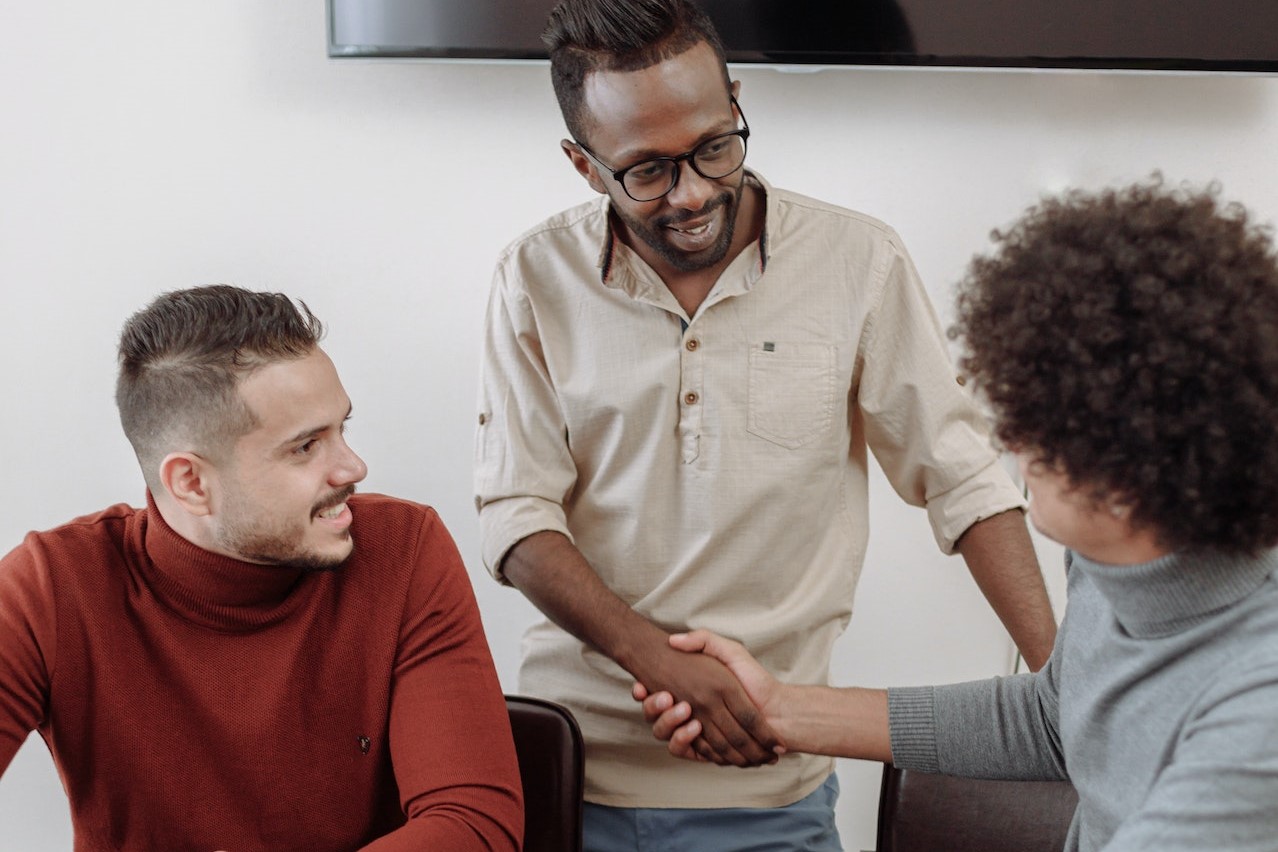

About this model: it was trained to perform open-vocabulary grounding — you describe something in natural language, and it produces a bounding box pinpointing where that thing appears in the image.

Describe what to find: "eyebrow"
[614,119,739,166]
[279,403,353,449]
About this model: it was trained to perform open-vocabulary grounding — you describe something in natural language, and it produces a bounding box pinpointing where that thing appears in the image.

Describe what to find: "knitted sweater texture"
[889,548,1278,851]
[0,493,522,851]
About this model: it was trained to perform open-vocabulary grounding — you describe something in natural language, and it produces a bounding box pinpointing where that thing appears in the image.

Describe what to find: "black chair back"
[506,695,585,852]
[876,764,1078,852]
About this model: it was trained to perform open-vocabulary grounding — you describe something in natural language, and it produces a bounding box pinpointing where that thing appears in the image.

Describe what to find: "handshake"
[631,631,893,767]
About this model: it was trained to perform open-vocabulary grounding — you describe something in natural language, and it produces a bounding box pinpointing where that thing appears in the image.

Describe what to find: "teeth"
[319,503,346,519]
[676,223,710,235]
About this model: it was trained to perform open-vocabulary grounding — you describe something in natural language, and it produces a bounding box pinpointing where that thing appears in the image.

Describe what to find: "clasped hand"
[632,630,786,766]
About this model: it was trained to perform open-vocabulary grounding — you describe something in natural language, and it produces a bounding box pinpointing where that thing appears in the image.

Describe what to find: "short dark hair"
[950,176,1278,554]
[116,285,325,489]
[544,0,730,144]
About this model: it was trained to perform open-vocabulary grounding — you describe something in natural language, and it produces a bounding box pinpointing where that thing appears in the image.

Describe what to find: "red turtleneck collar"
[135,491,321,632]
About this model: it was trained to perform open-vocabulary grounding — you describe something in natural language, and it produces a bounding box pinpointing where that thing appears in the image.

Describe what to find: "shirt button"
[956,375,967,387]
[684,392,699,405]
[685,338,700,351]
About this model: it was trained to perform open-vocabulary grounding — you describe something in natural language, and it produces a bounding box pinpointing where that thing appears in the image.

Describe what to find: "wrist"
[771,685,891,760]
[767,682,804,748]
[608,619,670,677]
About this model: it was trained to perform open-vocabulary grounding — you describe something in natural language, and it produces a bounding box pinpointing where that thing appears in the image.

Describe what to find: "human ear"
[158,452,214,517]
[561,139,607,194]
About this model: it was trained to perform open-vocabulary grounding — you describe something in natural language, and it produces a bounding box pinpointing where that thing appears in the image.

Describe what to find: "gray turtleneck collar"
[1067,548,1278,639]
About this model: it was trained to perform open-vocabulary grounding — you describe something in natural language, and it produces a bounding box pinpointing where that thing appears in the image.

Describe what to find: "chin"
[274,538,355,573]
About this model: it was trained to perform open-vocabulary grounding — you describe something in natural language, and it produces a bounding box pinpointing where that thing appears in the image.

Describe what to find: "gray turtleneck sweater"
[888,548,1278,851]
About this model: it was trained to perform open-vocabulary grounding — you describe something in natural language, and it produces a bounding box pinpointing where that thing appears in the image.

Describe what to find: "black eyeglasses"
[576,97,750,203]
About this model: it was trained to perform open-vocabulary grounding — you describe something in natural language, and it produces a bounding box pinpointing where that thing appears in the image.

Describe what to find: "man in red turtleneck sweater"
[0,286,523,851]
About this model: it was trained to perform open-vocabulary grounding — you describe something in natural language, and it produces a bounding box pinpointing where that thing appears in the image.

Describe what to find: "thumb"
[668,629,712,653]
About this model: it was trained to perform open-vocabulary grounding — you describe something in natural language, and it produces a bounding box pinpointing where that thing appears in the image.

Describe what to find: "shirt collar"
[597,169,774,299]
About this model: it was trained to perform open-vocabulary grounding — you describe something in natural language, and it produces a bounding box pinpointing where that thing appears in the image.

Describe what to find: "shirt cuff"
[888,685,940,772]
[926,459,1028,554]
[478,495,573,584]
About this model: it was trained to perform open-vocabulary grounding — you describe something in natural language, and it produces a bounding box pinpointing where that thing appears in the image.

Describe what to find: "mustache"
[312,484,356,517]
[656,192,732,228]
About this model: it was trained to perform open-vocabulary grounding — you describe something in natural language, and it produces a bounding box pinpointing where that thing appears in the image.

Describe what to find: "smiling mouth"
[313,486,356,519]
[661,195,728,244]
[665,207,719,240]
[317,502,347,520]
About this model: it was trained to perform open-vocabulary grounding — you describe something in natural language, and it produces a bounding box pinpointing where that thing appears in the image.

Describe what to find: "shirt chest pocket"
[746,342,837,449]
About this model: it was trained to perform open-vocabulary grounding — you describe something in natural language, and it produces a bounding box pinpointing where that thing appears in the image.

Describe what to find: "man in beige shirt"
[474,1,1056,848]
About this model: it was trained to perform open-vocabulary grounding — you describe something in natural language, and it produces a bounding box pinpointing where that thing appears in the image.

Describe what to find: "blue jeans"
[583,772,843,852]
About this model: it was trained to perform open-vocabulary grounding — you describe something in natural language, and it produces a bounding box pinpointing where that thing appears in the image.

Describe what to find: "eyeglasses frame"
[573,96,751,202]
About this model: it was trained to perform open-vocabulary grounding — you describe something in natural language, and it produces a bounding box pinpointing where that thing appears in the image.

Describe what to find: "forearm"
[771,684,892,763]
[360,813,519,852]
[956,509,1057,670]
[888,676,1067,781]
[506,532,783,765]
[378,511,523,851]
[501,530,668,670]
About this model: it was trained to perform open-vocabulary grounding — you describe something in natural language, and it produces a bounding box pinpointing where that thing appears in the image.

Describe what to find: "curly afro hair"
[950,176,1278,555]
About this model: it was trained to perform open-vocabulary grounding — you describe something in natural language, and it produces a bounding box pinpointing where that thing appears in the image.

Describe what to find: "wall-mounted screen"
[328,0,1278,72]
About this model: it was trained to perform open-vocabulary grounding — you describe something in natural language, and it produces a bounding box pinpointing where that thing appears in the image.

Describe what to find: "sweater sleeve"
[888,547,1070,780]
[0,537,56,775]
[360,509,523,852]
[1098,658,1278,851]
[888,667,1068,781]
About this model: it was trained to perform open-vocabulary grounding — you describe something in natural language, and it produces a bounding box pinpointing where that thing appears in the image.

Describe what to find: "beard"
[613,177,745,273]
[216,485,356,573]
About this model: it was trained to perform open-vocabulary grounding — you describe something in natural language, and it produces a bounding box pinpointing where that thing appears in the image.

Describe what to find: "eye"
[296,438,318,455]
[700,138,731,157]
[627,159,670,184]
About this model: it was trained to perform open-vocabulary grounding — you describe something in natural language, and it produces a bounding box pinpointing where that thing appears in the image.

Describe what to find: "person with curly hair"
[638,177,1278,851]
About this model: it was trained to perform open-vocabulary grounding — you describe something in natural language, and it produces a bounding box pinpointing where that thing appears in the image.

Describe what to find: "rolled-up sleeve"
[856,234,1026,553]
[474,260,577,582]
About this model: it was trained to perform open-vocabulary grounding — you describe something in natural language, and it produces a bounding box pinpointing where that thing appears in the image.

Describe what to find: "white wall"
[2,2,1275,850]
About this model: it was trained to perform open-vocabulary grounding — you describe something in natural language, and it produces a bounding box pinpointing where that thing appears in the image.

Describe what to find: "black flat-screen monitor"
[328,0,1278,72]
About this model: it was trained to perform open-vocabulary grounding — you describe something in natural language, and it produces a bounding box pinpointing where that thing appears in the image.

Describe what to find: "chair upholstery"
[876,764,1078,852]
[506,694,585,852]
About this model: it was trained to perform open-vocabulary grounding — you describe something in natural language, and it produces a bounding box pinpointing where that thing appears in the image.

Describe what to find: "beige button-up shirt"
[476,173,1025,808]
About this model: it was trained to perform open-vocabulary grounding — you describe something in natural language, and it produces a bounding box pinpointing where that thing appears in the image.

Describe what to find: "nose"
[331,438,368,487]
[663,158,718,212]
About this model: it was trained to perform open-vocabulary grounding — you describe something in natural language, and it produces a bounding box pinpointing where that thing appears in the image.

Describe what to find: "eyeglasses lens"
[622,133,747,202]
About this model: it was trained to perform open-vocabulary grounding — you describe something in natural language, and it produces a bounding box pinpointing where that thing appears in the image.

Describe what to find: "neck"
[1076,526,1170,566]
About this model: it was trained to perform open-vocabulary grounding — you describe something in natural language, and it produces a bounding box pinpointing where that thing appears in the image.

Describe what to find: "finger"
[721,693,783,762]
[632,682,650,702]
[695,719,755,767]
[703,696,781,766]
[668,629,710,653]
[649,700,691,736]
[667,718,703,760]
[691,733,732,765]
[642,692,679,725]
[696,632,746,667]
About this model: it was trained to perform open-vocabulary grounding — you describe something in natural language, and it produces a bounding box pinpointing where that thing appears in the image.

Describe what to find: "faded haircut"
[115,285,324,490]
[544,0,731,143]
